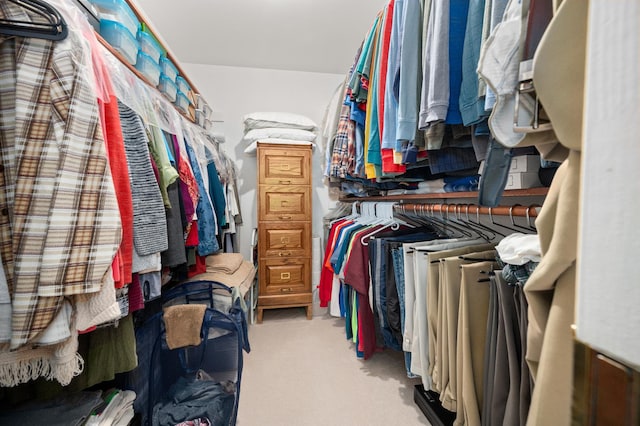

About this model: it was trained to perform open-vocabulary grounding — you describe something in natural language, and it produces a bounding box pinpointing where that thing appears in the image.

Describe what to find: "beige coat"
[523,0,587,424]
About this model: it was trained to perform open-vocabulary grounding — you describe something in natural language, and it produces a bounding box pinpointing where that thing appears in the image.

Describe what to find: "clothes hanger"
[488,207,526,234]
[417,204,457,238]
[0,0,68,41]
[393,203,423,228]
[452,204,495,242]
[508,204,536,233]
[329,202,358,226]
[468,205,507,238]
[526,204,540,231]
[451,203,496,241]
[360,202,413,245]
[356,202,379,226]
[426,203,473,239]
[403,204,434,229]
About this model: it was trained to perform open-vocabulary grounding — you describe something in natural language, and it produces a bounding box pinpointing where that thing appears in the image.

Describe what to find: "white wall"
[182,63,344,260]
[576,0,640,369]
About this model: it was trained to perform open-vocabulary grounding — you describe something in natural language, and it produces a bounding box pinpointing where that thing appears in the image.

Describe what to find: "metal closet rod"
[393,202,540,218]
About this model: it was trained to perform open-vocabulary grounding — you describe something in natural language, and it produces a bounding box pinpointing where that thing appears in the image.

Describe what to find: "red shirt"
[101,95,134,287]
[319,219,352,307]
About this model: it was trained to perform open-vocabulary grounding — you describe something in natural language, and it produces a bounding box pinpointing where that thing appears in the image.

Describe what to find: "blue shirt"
[445,0,470,124]
[381,0,404,150]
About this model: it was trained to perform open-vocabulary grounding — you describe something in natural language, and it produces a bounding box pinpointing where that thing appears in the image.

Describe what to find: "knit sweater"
[118,101,168,256]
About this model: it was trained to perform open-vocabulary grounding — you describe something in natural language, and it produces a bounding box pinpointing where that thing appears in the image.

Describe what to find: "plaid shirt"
[330,103,357,179]
[0,4,121,348]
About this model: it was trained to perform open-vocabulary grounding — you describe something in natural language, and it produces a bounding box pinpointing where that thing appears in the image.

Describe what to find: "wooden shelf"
[339,187,548,202]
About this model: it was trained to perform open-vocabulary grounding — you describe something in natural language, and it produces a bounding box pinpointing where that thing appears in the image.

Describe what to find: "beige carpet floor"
[236,307,431,426]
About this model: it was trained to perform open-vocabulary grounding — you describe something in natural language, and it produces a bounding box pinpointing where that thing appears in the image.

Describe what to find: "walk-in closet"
[0,0,638,425]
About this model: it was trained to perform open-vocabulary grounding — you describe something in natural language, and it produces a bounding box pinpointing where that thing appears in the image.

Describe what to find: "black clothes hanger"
[449,204,495,242]
[487,207,525,234]
[0,0,68,41]
[466,204,507,238]
[508,204,537,233]
[431,204,475,239]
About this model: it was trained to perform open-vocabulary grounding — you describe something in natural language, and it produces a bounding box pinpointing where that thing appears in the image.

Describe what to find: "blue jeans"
[391,247,419,378]
[370,238,398,350]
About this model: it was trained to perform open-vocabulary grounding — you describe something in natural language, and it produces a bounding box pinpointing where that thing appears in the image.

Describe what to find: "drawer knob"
[280,272,291,280]
[279,180,291,185]
[279,215,292,220]
[279,251,292,257]
[281,287,293,293]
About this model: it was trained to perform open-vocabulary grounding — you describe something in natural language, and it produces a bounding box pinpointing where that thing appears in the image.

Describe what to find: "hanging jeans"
[478,137,513,207]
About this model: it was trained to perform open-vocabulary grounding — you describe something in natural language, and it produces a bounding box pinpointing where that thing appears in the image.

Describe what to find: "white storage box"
[504,171,542,190]
[510,155,541,173]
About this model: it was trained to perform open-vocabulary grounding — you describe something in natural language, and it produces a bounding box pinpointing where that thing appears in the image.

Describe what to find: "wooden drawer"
[259,258,310,296]
[259,222,311,258]
[258,293,312,307]
[259,185,311,221]
[258,145,311,185]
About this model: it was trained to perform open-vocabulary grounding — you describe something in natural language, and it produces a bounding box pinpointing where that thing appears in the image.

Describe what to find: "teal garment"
[367,8,386,169]
[160,127,175,164]
[349,15,381,103]
[205,151,227,232]
[360,15,381,81]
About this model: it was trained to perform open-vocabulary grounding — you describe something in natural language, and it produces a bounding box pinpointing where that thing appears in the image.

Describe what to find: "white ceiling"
[134,0,388,75]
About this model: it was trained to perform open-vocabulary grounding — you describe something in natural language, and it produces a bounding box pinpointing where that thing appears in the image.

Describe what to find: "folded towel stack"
[240,111,318,154]
[188,253,256,298]
[86,389,136,426]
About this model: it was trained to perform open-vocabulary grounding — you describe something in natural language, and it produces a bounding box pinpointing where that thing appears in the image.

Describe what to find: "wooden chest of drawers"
[256,143,312,322]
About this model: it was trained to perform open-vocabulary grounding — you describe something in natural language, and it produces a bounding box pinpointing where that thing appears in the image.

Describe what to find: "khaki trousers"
[425,243,494,392]
[453,260,497,426]
[439,251,496,412]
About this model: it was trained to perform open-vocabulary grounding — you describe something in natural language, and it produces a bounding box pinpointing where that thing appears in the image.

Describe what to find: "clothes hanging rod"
[338,187,549,203]
[393,202,540,218]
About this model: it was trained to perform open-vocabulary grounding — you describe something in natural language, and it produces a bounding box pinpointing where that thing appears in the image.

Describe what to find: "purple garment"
[172,134,195,220]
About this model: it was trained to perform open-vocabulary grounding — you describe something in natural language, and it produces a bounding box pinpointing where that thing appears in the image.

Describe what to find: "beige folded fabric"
[188,260,256,298]
[163,304,207,350]
[205,253,244,274]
